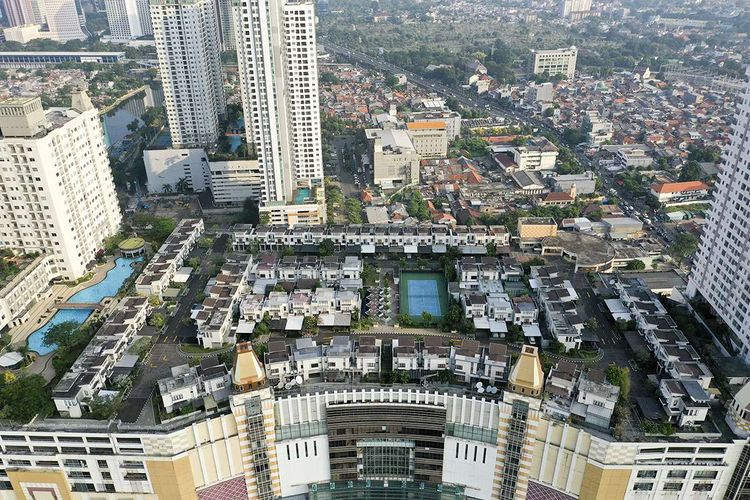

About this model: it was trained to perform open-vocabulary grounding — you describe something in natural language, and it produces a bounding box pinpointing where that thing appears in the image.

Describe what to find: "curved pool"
[26,256,143,355]
[67,257,142,303]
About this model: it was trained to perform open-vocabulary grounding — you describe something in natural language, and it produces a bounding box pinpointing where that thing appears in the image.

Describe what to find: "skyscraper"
[1,0,34,26]
[687,67,750,361]
[149,0,226,148]
[44,0,87,40]
[0,93,122,279]
[104,0,152,39]
[234,0,326,226]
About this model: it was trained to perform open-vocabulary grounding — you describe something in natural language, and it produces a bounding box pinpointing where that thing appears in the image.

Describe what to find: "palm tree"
[175,177,190,194]
[162,184,174,195]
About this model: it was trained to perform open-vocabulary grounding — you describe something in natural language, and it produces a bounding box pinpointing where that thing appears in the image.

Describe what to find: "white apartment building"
[688,68,750,361]
[492,137,559,171]
[531,46,578,80]
[143,148,210,194]
[0,95,122,279]
[584,110,613,146]
[157,358,230,413]
[0,254,57,331]
[234,0,326,225]
[209,159,264,206]
[365,127,420,188]
[149,0,226,147]
[44,0,86,40]
[560,0,591,19]
[104,0,152,39]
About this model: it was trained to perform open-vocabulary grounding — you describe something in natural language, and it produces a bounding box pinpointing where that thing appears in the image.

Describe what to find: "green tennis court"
[399,272,448,318]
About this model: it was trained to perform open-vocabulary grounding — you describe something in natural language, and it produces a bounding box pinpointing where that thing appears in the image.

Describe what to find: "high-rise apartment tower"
[688,67,750,361]
[233,0,326,226]
[149,0,226,148]
[0,93,122,279]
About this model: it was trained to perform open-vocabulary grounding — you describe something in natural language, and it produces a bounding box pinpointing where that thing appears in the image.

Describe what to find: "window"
[663,482,682,491]
[693,484,713,492]
[633,483,653,491]
[693,470,718,479]
[637,470,657,478]
[667,470,687,479]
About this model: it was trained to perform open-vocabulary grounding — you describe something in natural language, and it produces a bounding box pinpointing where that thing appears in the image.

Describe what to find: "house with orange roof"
[650,180,710,206]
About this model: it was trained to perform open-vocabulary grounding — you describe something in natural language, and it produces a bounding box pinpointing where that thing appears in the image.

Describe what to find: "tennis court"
[400,272,448,318]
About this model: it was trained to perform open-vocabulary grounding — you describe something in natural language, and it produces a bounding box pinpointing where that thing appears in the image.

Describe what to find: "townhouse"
[134,219,204,299]
[52,296,150,418]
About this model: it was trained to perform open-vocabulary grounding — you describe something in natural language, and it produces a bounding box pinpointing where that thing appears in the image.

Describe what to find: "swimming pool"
[26,309,94,356]
[26,257,142,354]
[67,257,142,303]
[294,188,312,204]
[228,136,242,152]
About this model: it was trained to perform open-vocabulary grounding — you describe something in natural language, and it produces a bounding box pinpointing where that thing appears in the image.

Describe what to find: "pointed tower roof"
[232,342,266,392]
[508,345,544,396]
[70,90,94,113]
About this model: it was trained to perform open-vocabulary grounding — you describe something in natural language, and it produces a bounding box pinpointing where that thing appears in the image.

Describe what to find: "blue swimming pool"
[27,309,94,355]
[228,135,242,152]
[67,257,142,303]
[294,188,311,204]
[26,257,142,354]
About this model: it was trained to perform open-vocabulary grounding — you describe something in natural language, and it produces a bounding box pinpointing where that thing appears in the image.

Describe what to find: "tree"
[148,312,166,329]
[175,177,190,193]
[625,259,646,270]
[162,184,174,195]
[255,313,271,337]
[678,160,703,182]
[43,321,80,350]
[549,340,566,354]
[606,363,631,399]
[361,263,377,287]
[320,72,342,85]
[0,375,54,423]
[668,233,698,265]
[319,239,335,257]
[187,257,201,269]
[87,394,121,420]
[486,241,497,256]
[148,295,163,307]
[260,213,271,225]
[302,316,318,335]
[126,119,140,133]
[240,197,260,225]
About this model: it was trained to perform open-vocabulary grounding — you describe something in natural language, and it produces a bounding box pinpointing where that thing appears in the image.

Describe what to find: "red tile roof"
[651,181,709,194]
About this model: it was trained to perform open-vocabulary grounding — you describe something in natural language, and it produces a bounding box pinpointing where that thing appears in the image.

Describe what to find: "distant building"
[551,171,596,195]
[616,147,652,169]
[365,127,420,188]
[650,181,710,206]
[104,0,152,39]
[492,137,559,171]
[531,46,577,80]
[405,121,448,159]
[584,110,613,146]
[150,0,226,147]
[1,0,35,26]
[44,0,86,41]
[143,148,210,194]
[209,160,264,206]
[0,51,125,67]
[528,82,554,103]
[559,0,592,19]
[518,217,558,245]
[2,23,42,42]
[408,110,461,139]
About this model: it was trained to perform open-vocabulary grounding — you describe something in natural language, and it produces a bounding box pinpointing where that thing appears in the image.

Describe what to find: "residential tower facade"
[0,93,122,279]
[687,68,750,361]
[233,0,326,225]
[149,0,226,147]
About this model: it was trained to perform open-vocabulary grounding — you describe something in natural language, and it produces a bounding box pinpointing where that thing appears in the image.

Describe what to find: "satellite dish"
[295,376,303,385]
[477,387,485,393]
[285,381,295,389]
[476,382,483,389]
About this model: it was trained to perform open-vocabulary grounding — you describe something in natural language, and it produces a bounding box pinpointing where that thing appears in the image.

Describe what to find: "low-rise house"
[135,219,204,299]
[658,378,711,427]
[157,358,230,413]
[52,296,150,418]
[570,370,620,429]
[452,340,482,383]
[195,256,251,348]
[392,337,419,371]
[355,336,381,376]
[422,337,450,372]
[650,181,710,206]
[512,296,538,325]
